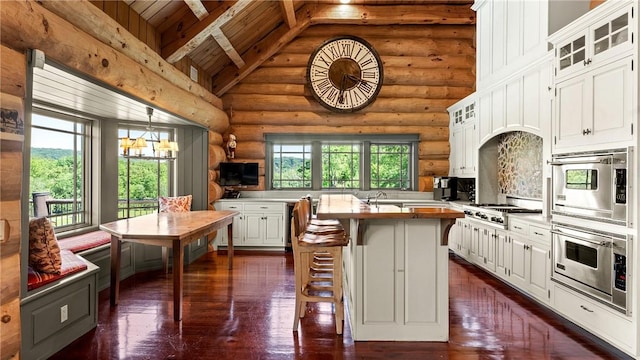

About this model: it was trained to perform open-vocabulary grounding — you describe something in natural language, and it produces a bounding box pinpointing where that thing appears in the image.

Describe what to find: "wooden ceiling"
[122,0,475,97]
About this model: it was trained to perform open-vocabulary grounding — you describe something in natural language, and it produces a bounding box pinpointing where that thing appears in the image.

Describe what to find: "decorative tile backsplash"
[497,132,543,199]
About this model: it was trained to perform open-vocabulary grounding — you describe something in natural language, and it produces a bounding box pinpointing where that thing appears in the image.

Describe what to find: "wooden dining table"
[99,210,239,321]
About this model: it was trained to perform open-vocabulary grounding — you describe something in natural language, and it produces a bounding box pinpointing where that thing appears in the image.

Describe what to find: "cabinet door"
[263,214,284,245]
[554,74,588,149]
[243,213,263,245]
[478,226,495,272]
[462,122,476,176]
[528,242,550,302]
[460,220,472,259]
[451,126,464,175]
[589,6,633,66]
[470,223,481,263]
[476,1,493,83]
[509,235,529,291]
[555,30,588,80]
[495,230,510,279]
[589,57,633,146]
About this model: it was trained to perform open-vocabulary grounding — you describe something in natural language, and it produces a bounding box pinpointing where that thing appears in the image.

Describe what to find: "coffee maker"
[433,176,458,201]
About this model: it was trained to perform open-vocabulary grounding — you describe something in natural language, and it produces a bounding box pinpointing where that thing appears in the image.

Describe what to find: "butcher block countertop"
[316,194,465,220]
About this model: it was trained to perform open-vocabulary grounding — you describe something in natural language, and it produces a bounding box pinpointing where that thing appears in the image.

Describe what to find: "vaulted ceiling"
[123,0,475,97]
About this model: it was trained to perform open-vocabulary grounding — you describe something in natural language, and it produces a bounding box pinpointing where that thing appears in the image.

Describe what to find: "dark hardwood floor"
[50,251,631,359]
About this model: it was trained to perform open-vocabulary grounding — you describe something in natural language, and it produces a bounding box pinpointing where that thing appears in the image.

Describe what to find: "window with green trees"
[117,126,172,219]
[30,112,89,230]
[267,135,417,191]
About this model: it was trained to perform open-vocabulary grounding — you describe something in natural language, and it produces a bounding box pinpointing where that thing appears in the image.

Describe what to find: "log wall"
[0,45,25,360]
[222,24,476,192]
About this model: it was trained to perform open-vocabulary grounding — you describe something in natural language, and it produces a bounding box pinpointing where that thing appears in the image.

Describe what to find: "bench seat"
[27,249,88,291]
[58,230,111,254]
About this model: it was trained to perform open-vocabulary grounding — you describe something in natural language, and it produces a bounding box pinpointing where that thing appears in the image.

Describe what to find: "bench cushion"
[28,249,88,291]
[58,230,111,254]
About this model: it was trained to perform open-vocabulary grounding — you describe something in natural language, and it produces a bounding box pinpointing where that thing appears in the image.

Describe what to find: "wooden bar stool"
[291,198,348,335]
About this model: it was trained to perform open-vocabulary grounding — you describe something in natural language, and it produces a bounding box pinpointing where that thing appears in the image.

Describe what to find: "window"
[30,112,90,230]
[267,135,417,191]
[322,143,360,189]
[370,144,411,189]
[117,125,174,219]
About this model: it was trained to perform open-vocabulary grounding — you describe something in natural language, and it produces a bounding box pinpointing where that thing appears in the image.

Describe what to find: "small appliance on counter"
[434,176,457,200]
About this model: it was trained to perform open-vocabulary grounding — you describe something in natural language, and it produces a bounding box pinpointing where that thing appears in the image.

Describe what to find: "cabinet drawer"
[508,219,529,236]
[219,202,243,211]
[244,203,283,212]
[553,283,634,351]
[529,225,550,245]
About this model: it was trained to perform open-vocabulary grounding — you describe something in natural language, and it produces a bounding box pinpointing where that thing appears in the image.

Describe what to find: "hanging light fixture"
[119,107,179,159]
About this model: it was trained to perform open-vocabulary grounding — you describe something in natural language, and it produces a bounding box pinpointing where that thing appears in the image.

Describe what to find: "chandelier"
[119,107,179,159]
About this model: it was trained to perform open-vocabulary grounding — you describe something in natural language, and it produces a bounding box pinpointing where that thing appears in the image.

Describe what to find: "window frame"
[266,134,419,191]
[117,123,177,219]
[29,108,94,232]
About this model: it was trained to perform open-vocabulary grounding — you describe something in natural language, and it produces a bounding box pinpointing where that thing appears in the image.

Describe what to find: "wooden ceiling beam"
[280,0,297,28]
[184,0,209,20]
[164,0,253,63]
[212,3,475,96]
[211,5,317,96]
[310,4,475,25]
[211,28,246,68]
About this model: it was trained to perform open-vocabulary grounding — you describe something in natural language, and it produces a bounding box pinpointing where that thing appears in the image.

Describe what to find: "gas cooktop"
[463,204,542,228]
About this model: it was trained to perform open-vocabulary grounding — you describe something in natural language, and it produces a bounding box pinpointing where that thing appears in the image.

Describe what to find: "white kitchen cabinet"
[508,220,551,304]
[473,0,551,89]
[467,220,497,273]
[215,201,286,247]
[554,56,634,151]
[553,283,635,355]
[552,3,633,82]
[477,57,552,145]
[550,1,635,153]
[448,95,477,177]
[494,229,510,280]
[347,219,449,341]
[451,218,472,260]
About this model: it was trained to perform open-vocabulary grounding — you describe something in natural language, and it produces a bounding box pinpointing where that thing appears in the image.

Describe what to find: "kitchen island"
[316,194,464,341]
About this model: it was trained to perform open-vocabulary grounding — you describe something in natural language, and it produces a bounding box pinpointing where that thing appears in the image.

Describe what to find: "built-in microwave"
[550,148,632,226]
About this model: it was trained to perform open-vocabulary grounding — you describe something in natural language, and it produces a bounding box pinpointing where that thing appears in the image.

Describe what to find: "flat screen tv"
[219,162,259,186]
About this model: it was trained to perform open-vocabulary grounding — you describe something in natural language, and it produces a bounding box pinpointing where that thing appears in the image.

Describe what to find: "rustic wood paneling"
[0,50,24,360]
[222,24,475,192]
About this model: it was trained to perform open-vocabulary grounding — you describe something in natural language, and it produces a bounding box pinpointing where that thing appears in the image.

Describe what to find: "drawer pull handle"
[534,231,543,236]
[1,315,10,323]
[514,226,523,230]
[580,305,594,313]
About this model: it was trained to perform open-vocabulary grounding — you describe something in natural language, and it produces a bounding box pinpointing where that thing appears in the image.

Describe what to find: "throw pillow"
[29,217,62,274]
[159,195,192,213]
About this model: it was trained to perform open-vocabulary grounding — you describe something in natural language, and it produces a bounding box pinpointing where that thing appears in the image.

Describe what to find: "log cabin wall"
[0,44,26,360]
[222,24,476,192]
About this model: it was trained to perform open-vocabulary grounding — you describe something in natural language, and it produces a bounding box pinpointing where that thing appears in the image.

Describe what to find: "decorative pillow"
[28,217,62,274]
[159,195,192,213]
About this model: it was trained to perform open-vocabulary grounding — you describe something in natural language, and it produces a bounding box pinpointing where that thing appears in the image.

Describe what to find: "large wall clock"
[307,35,384,113]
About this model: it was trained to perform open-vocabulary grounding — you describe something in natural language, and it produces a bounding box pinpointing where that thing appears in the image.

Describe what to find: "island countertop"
[316,194,465,220]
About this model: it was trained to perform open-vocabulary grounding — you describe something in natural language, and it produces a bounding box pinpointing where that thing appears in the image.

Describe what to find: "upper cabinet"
[553,4,633,81]
[448,94,477,177]
[474,0,551,89]
[549,1,636,152]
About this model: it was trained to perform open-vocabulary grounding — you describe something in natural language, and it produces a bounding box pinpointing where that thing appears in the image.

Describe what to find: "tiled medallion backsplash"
[497,132,542,199]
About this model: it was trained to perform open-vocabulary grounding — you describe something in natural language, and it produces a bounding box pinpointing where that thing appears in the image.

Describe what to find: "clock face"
[307,36,383,113]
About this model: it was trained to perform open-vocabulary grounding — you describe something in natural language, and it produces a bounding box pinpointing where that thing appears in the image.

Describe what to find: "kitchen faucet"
[366,191,387,206]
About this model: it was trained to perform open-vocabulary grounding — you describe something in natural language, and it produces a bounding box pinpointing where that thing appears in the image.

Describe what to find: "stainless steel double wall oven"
[550,147,633,314]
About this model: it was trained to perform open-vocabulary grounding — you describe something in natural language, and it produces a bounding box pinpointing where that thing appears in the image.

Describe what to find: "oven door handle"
[547,159,604,166]
[551,229,610,247]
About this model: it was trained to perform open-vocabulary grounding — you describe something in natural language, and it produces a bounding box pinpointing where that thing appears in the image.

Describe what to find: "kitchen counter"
[316,194,465,220]
[316,194,461,341]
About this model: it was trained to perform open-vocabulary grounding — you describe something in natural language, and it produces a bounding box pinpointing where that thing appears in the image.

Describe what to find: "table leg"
[172,240,184,321]
[227,223,234,270]
[110,235,121,306]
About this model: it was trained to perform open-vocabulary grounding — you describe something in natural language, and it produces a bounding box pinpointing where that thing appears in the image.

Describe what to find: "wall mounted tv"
[219,162,259,186]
